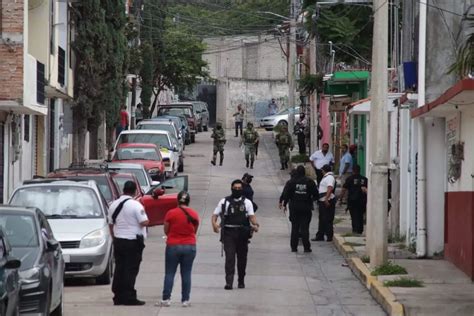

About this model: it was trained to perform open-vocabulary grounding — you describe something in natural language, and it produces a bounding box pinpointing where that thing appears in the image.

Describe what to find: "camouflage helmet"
[247,122,254,128]
[216,121,223,128]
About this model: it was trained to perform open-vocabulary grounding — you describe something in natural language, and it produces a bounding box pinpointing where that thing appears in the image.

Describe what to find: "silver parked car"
[259,106,301,131]
[106,162,159,193]
[9,179,114,285]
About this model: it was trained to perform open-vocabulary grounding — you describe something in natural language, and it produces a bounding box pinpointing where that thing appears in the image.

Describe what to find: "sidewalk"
[63,129,385,316]
[332,205,474,316]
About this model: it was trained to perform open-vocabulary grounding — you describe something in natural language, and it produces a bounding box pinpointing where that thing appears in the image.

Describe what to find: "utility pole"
[367,0,389,267]
[287,0,297,134]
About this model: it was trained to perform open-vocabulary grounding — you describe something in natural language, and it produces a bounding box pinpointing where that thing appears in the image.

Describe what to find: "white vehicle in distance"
[137,119,185,153]
[114,130,180,178]
[259,106,301,131]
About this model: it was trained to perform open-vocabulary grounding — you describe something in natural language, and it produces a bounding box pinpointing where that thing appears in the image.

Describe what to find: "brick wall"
[0,0,24,102]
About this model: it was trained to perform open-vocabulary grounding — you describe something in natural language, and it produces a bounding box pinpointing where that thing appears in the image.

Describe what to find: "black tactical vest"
[222,197,248,226]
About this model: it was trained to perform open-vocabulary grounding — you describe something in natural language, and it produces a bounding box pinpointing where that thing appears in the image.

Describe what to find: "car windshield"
[113,177,139,195]
[115,147,160,161]
[277,108,289,115]
[63,175,112,202]
[110,168,148,187]
[10,186,103,219]
[158,107,192,118]
[118,133,171,150]
[137,123,175,136]
[0,214,38,247]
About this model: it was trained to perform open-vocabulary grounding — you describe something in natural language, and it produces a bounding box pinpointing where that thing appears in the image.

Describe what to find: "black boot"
[211,159,216,166]
[250,160,254,169]
[246,160,249,168]
[285,161,289,169]
[280,163,285,170]
[220,157,224,166]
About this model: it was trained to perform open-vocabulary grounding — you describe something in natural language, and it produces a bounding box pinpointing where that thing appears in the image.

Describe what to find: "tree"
[72,0,129,161]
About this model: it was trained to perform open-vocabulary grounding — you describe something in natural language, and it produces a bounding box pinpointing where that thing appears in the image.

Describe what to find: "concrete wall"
[424,117,446,255]
[425,1,470,103]
[204,35,287,81]
[217,78,288,128]
[28,0,50,66]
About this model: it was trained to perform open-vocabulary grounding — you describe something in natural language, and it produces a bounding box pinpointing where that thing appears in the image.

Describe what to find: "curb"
[333,234,405,316]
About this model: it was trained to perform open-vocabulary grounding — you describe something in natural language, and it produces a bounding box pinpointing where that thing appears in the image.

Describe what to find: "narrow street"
[63,130,385,316]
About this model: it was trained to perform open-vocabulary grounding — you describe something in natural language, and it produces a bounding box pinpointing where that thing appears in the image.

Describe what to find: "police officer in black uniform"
[279,166,318,252]
[339,164,368,234]
[212,180,260,290]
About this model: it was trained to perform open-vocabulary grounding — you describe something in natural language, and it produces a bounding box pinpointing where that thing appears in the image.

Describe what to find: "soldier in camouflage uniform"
[211,122,226,166]
[275,125,294,170]
[241,122,259,169]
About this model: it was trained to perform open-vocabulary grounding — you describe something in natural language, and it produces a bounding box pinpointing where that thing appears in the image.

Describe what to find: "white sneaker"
[182,301,191,307]
[157,299,171,307]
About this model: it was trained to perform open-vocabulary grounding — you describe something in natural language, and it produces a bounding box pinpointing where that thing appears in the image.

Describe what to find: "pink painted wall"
[320,95,331,145]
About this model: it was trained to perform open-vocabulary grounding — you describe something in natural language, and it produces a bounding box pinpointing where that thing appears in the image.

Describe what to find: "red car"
[112,143,166,182]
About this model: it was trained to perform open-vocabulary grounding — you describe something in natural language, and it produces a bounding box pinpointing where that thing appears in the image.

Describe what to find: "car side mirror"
[152,188,165,199]
[151,181,160,186]
[5,257,21,269]
[47,239,59,252]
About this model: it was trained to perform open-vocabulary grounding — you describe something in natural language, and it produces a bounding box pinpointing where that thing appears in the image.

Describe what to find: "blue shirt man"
[339,145,353,176]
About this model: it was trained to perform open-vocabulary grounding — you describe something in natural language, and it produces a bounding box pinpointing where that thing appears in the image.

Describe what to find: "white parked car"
[9,179,114,284]
[114,130,180,178]
[259,106,301,131]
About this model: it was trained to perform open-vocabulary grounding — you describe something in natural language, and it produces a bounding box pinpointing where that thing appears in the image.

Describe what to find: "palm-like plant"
[449,19,474,78]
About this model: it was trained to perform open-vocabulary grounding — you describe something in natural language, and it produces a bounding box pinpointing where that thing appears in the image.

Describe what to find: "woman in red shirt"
[159,191,199,307]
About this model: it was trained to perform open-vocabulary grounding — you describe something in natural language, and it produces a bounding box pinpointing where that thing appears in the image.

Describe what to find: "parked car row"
[0,101,209,314]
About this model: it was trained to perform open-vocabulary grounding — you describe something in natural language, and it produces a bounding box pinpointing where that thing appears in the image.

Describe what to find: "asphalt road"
[63,130,385,316]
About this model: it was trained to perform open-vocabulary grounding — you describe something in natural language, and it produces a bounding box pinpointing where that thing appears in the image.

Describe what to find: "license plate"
[63,254,70,263]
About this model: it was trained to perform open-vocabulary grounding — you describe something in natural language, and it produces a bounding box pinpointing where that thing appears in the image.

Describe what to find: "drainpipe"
[416,0,427,258]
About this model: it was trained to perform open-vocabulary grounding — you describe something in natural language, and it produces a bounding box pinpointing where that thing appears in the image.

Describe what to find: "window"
[36,61,45,105]
[24,115,30,142]
[58,46,65,85]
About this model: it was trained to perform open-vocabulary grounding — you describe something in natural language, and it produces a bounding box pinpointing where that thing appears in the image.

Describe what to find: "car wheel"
[178,161,184,172]
[96,251,114,285]
[278,120,288,126]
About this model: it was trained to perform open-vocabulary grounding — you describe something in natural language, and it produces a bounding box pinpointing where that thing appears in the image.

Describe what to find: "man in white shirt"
[312,165,336,242]
[108,181,149,306]
[309,143,335,185]
[212,179,259,290]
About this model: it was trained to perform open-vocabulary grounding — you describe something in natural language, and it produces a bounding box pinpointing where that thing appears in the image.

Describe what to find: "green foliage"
[449,19,474,78]
[371,262,408,276]
[388,234,406,244]
[361,255,370,263]
[344,242,364,247]
[290,154,310,163]
[333,217,343,225]
[298,73,324,94]
[384,278,424,288]
[72,0,128,130]
[168,0,289,37]
[303,4,373,64]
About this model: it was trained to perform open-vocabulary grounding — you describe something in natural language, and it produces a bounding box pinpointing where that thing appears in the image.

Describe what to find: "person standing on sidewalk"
[275,125,294,170]
[241,122,259,169]
[212,180,260,290]
[109,181,149,306]
[339,165,367,234]
[159,191,199,308]
[211,122,226,166]
[309,143,335,186]
[279,166,318,252]
[268,98,278,115]
[339,144,354,199]
[294,113,307,155]
[233,104,244,137]
[312,165,336,242]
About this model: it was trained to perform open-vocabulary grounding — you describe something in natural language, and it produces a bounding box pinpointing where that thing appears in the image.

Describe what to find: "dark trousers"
[348,202,365,234]
[315,168,323,187]
[223,227,249,285]
[290,211,312,251]
[316,199,336,240]
[235,122,243,136]
[112,238,144,303]
[297,133,306,154]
